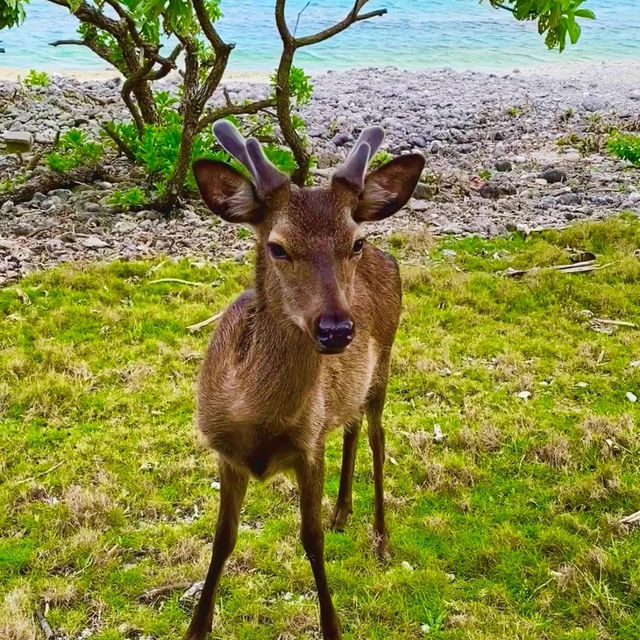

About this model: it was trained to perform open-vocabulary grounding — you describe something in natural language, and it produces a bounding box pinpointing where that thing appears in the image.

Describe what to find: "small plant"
[45,129,103,173]
[506,106,521,117]
[479,169,493,180]
[108,187,147,210]
[23,69,51,88]
[607,132,640,167]
[556,132,602,157]
[370,150,393,170]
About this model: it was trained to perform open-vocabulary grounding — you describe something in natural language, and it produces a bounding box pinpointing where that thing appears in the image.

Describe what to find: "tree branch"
[197,98,276,133]
[100,122,136,162]
[296,0,387,47]
[191,0,233,54]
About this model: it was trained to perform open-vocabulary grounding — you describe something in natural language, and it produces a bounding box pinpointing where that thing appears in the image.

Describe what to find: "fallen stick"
[506,259,606,278]
[592,318,637,329]
[14,461,65,486]
[187,311,224,333]
[621,510,640,526]
[149,278,205,286]
[35,609,54,640]
[139,582,193,605]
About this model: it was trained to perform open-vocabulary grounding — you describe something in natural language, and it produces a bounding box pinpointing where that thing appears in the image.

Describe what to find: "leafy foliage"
[607,133,640,167]
[487,0,595,51]
[0,0,26,30]
[271,65,313,106]
[107,187,148,210]
[23,69,51,88]
[45,129,103,173]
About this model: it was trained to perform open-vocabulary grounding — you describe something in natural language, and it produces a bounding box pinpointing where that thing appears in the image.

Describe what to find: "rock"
[582,94,608,112]
[41,195,63,210]
[82,235,110,249]
[13,223,35,236]
[413,183,432,200]
[141,209,163,221]
[539,168,567,184]
[629,89,640,101]
[1,200,15,215]
[331,132,353,146]
[557,192,582,206]
[429,140,443,154]
[478,178,516,199]
[49,189,73,201]
[1,130,34,152]
[495,158,513,172]
[95,181,113,190]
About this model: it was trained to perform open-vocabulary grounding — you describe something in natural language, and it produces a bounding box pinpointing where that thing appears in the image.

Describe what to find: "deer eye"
[268,242,290,261]
[352,238,365,254]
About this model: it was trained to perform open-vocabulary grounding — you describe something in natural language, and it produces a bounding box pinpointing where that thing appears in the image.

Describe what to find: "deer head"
[193,121,425,354]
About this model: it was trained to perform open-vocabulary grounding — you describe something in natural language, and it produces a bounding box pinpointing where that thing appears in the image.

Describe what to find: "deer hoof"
[330,503,352,531]
[374,535,390,561]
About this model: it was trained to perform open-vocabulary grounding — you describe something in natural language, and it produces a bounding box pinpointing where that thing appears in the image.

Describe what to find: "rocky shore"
[1,61,639,285]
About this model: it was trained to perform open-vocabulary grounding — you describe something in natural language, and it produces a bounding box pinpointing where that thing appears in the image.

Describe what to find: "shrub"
[607,133,640,167]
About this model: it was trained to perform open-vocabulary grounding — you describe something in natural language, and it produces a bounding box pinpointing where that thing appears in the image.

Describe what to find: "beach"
[1,59,640,284]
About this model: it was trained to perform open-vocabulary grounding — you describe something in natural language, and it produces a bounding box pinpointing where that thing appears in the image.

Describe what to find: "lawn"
[1,214,639,640]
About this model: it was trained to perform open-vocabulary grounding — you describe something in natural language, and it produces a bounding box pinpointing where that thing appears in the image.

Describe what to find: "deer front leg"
[331,418,361,531]
[183,459,248,640]
[296,454,342,640]
[366,387,390,560]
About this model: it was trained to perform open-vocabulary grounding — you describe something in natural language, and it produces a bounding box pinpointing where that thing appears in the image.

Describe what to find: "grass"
[1,214,640,640]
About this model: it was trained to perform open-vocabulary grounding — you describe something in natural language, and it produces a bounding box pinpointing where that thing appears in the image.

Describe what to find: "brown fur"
[184,152,424,640]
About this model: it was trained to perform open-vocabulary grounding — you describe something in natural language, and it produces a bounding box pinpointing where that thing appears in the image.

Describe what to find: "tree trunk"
[7,165,101,204]
[155,117,198,213]
[133,80,159,125]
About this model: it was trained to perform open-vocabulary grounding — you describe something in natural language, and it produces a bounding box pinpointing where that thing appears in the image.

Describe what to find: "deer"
[184,120,425,640]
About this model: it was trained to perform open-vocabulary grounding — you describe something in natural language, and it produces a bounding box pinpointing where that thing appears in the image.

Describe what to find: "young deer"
[185,121,424,640]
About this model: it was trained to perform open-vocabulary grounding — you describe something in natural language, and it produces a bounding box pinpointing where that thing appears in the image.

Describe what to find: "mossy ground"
[1,215,639,640]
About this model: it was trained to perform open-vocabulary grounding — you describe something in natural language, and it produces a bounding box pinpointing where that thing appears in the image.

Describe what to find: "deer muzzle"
[314,312,355,354]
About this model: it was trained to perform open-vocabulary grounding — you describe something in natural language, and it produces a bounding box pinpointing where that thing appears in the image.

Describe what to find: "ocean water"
[0,0,638,73]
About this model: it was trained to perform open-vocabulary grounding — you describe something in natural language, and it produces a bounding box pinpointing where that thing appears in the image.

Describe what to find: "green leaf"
[574,8,595,19]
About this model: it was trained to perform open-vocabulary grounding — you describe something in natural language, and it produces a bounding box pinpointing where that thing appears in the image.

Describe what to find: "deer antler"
[213,120,289,197]
[333,126,385,192]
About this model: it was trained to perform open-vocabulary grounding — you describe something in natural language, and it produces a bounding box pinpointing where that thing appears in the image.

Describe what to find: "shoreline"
[2,57,640,84]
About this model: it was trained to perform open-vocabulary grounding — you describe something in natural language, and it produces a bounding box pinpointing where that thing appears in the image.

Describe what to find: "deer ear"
[193,159,262,224]
[354,154,425,223]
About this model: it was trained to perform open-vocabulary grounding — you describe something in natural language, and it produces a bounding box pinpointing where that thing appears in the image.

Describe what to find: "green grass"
[1,215,640,640]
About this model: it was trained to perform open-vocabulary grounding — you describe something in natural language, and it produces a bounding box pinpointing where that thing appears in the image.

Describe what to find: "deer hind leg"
[331,417,361,531]
[296,454,342,640]
[365,383,390,560]
[183,459,248,640]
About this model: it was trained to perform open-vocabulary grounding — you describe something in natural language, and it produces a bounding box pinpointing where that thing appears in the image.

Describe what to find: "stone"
[0,130,34,152]
[82,236,110,249]
[478,178,516,199]
[141,209,163,221]
[495,158,513,172]
[331,132,353,146]
[413,183,432,200]
[582,94,608,112]
[539,168,567,184]
[1,200,15,215]
[629,89,640,101]
[557,192,582,206]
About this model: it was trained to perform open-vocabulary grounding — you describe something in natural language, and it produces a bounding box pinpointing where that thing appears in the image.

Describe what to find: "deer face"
[193,123,424,354]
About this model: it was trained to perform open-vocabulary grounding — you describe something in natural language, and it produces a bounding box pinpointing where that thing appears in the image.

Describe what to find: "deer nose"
[315,313,355,353]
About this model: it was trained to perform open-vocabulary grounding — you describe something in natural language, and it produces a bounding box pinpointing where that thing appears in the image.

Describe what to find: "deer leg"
[183,459,248,640]
[331,418,361,531]
[366,387,390,560]
[296,455,342,640]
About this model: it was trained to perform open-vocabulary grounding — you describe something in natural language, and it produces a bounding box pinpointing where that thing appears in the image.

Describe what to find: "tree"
[0,0,594,212]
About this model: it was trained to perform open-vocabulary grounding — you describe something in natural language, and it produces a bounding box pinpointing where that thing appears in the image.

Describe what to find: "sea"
[0,0,638,73]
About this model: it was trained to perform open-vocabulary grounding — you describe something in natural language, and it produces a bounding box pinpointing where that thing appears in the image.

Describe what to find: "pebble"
[1,63,639,286]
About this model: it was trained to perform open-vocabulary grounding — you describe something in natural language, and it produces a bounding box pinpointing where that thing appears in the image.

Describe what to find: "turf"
[1,214,639,640]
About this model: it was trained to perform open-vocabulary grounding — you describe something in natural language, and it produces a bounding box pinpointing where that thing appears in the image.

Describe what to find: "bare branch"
[191,0,233,54]
[293,1,311,36]
[197,98,277,133]
[100,122,136,162]
[296,4,387,47]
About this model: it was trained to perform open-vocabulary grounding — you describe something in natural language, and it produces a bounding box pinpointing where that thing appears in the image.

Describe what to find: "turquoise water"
[0,0,638,72]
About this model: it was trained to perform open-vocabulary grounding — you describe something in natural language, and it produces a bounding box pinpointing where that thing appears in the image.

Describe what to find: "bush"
[607,133,640,167]
[45,129,103,173]
[23,69,51,88]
